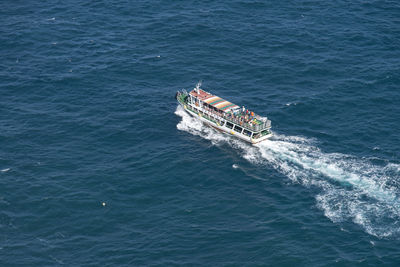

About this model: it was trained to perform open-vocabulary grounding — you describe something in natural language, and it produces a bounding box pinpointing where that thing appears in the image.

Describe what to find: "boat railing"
[223,114,270,132]
[183,99,271,132]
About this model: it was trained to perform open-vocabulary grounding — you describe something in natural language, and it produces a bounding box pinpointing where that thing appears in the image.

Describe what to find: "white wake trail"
[175,106,400,238]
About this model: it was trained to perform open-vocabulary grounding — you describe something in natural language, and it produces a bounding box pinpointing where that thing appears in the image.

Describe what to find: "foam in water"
[175,105,400,238]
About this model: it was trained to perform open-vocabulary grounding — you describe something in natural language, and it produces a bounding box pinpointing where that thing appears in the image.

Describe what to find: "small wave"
[386,163,400,173]
[141,55,162,61]
[175,105,400,238]
[1,168,10,173]
[232,164,239,169]
[285,102,297,107]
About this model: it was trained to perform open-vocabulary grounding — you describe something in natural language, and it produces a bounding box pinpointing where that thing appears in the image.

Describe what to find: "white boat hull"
[179,102,272,145]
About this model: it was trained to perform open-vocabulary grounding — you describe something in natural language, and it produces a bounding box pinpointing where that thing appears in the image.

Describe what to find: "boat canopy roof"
[190,89,239,113]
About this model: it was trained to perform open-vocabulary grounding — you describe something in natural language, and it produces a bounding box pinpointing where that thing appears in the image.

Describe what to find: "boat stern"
[251,132,273,144]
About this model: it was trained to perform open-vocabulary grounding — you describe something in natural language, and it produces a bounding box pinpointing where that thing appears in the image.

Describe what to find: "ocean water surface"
[1,0,400,265]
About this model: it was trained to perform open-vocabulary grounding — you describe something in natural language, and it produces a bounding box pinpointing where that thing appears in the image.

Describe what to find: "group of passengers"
[202,104,258,129]
[225,106,256,125]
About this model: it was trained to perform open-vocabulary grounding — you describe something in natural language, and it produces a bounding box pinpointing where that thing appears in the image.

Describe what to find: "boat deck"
[179,91,271,132]
[190,89,239,113]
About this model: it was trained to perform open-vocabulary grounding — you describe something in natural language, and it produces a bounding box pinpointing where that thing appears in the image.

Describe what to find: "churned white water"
[175,105,400,238]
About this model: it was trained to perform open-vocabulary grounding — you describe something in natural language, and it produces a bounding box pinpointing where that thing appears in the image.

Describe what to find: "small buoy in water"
[232,164,238,169]
[102,202,106,206]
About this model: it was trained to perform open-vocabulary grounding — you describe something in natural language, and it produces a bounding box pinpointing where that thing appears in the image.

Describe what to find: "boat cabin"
[184,87,272,141]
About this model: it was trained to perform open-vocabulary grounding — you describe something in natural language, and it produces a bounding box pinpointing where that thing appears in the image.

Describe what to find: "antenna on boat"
[195,81,202,93]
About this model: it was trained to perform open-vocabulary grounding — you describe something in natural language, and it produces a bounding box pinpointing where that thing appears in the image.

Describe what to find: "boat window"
[234,125,243,133]
[261,130,270,136]
[243,129,252,136]
[226,122,234,129]
[252,132,261,139]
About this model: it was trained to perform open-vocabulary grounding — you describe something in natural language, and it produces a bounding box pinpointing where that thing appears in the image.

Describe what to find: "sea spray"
[175,105,400,238]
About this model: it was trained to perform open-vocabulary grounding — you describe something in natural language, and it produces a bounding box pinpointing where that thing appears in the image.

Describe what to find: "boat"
[176,83,272,144]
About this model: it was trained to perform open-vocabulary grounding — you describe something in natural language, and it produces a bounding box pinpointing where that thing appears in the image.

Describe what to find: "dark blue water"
[1,0,400,265]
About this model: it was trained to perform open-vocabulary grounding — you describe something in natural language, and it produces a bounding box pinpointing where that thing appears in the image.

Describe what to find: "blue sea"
[1,0,400,265]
